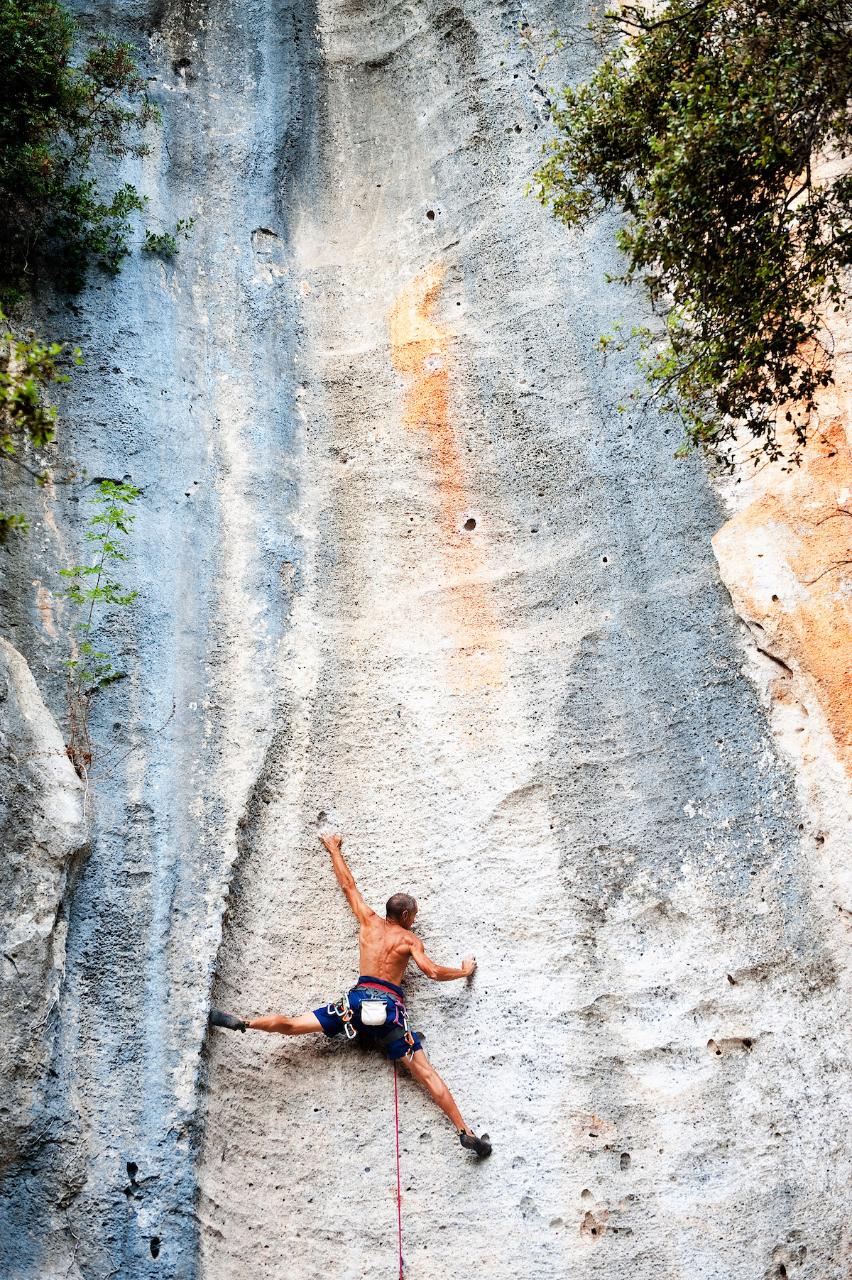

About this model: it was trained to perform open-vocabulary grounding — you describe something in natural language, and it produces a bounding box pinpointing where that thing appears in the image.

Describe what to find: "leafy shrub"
[0,312,81,538]
[533,0,852,467]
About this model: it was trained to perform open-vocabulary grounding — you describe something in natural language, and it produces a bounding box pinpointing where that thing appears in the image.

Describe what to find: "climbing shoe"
[459,1130,492,1158]
[209,1009,247,1033]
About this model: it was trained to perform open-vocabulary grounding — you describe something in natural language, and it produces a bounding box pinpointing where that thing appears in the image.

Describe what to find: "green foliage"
[142,217,196,259]
[0,310,81,537]
[60,478,139,692]
[0,0,160,295]
[533,0,852,466]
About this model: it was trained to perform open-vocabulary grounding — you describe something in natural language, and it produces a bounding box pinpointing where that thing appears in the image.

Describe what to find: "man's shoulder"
[377,919,417,944]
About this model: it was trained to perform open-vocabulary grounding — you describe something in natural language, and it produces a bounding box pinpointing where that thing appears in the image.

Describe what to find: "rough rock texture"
[0,0,849,1277]
[0,638,86,1183]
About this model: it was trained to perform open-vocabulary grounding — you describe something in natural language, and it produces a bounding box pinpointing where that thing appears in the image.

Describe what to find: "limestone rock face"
[0,0,849,1278]
[0,638,85,1177]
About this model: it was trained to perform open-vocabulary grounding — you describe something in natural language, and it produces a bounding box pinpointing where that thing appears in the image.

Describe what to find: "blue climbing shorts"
[314,975,423,1061]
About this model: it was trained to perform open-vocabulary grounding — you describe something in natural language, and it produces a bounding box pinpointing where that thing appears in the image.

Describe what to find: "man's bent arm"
[319,832,375,925]
[411,939,476,982]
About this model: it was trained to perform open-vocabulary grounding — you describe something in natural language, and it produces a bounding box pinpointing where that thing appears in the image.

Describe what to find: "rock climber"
[210,830,491,1158]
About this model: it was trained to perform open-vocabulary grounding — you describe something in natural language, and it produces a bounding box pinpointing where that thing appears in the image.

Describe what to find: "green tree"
[0,0,159,297]
[533,0,852,467]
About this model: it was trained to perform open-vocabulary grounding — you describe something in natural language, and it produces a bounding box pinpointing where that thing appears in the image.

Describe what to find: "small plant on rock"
[60,478,139,776]
[142,217,195,259]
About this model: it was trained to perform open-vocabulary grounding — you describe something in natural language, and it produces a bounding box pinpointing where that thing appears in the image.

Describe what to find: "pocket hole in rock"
[126,1161,138,1180]
[150,1237,161,1259]
[620,1152,631,1170]
[426,209,435,221]
[580,1210,606,1238]
[464,517,476,531]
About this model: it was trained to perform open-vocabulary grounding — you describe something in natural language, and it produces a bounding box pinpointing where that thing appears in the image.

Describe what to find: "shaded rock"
[0,636,86,1174]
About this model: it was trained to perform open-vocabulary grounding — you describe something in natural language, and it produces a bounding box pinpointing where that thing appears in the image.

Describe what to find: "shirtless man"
[210,831,491,1157]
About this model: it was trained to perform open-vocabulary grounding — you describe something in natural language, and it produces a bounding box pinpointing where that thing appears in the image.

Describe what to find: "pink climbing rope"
[393,1062,404,1279]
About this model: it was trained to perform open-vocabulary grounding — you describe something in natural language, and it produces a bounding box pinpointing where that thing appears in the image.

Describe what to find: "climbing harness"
[331,983,416,1048]
[393,1061,404,1279]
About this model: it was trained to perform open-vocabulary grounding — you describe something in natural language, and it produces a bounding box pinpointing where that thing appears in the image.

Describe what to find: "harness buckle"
[334,992,357,1039]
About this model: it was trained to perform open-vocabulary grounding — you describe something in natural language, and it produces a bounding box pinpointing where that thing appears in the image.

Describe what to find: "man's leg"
[210,1010,325,1035]
[246,1012,324,1035]
[401,1048,468,1132]
[401,1048,492,1157]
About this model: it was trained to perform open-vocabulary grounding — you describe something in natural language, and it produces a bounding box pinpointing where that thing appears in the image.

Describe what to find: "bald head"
[386,893,417,925]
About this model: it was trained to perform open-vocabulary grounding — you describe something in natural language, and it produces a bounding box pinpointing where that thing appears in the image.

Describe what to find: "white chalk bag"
[360,999,389,1027]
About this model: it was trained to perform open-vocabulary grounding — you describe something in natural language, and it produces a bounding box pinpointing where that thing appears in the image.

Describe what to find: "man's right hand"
[461,956,477,978]
[319,831,342,853]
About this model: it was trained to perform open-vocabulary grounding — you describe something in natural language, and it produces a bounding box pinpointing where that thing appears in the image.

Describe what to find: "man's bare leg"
[246,1012,324,1035]
[209,1010,323,1035]
[402,1048,467,1129]
[402,1049,490,1156]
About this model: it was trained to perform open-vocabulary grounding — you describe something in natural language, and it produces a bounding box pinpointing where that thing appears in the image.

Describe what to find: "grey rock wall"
[0,0,849,1278]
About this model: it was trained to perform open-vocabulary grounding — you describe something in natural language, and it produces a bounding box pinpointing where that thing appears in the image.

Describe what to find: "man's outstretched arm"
[411,938,476,982]
[319,832,376,925]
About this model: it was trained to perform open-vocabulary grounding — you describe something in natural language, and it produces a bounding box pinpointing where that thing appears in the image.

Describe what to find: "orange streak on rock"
[713,420,852,773]
[34,582,57,640]
[389,261,502,690]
